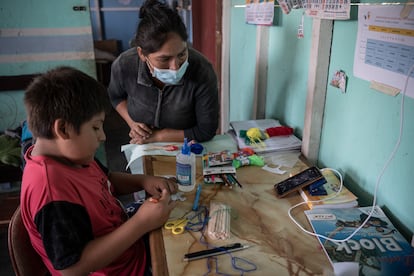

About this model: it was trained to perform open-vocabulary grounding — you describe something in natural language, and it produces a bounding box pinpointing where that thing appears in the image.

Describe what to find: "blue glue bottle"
[176,138,196,192]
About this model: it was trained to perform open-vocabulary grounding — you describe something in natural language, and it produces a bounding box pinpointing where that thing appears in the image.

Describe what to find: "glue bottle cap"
[181,138,191,155]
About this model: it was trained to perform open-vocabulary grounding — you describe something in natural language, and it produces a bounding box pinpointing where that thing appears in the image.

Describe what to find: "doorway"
[192,0,223,132]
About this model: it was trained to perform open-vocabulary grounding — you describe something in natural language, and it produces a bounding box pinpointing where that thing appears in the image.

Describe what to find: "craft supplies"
[176,138,196,192]
[164,206,208,235]
[232,154,264,169]
[171,191,186,201]
[143,144,179,151]
[207,201,231,240]
[183,243,250,261]
[192,184,202,211]
[164,217,189,235]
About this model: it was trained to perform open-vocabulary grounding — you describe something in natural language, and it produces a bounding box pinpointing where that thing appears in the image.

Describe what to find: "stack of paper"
[229,119,302,154]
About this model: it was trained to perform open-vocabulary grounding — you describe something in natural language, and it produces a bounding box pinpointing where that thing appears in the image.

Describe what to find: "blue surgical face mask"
[147,58,189,85]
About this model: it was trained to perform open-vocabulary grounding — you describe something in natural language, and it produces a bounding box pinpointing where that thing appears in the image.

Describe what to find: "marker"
[192,184,202,211]
[183,243,250,261]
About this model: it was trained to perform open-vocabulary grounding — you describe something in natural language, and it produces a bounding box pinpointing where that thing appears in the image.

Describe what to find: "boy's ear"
[53,119,70,139]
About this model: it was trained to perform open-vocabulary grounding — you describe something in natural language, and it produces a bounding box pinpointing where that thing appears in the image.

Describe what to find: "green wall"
[230,1,312,136]
[229,2,258,120]
[230,0,413,239]
[0,0,106,164]
[0,0,96,132]
[321,9,414,238]
[266,10,312,138]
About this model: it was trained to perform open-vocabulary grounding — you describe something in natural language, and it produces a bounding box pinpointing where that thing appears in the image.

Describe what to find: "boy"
[21,66,177,275]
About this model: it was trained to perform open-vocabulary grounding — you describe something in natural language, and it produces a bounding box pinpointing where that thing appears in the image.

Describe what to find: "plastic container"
[176,138,196,192]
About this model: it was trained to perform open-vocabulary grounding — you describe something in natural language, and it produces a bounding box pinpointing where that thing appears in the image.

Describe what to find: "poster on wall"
[276,0,350,19]
[304,0,350,19]
[245,0,275,26]
[353,6,414,98]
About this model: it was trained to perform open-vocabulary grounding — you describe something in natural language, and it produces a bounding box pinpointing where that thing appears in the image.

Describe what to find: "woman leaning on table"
[108,0,219,145]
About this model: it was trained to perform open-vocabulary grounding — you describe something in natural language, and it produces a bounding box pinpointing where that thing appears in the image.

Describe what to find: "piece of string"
[187,205,257,275]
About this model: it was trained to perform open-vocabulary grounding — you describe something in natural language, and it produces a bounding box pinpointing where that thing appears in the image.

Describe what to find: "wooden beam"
[220,0,231,132]
[253,25,269,120]
[302,19,333,164]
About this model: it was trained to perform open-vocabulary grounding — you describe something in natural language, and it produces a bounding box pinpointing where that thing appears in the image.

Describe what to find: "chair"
[8,206,49,276]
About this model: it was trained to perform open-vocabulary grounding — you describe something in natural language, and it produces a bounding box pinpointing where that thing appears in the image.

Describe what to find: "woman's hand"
[129,122,152,144]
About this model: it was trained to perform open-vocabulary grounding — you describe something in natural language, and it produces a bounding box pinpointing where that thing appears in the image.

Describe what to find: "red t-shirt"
[20,146,147,275]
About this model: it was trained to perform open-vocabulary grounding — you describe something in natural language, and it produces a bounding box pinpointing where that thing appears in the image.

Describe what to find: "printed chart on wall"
[353,6,414,98]
[245,0,274,25]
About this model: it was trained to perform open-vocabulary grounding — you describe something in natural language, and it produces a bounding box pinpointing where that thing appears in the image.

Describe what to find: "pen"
[192,184,202,211]
[183,243,249,261]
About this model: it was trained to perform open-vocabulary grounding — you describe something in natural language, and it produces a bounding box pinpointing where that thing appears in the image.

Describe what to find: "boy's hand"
[143,176,178,198]
[135,189,176,230]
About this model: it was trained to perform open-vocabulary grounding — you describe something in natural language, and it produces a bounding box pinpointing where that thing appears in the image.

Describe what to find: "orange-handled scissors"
[164,217,189,235]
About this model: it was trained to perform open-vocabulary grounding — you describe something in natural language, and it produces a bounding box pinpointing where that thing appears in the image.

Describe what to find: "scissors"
[164,217,189,235]
[164,206,207,235]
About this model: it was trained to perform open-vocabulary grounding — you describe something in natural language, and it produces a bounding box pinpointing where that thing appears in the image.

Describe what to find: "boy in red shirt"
[21,66,177,275]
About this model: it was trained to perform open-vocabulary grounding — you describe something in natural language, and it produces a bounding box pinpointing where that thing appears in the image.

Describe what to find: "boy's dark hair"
[24,66,110,139]
[135,0,188,55]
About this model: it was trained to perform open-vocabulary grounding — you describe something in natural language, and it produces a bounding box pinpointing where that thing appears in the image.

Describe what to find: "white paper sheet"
[353,6,414,98]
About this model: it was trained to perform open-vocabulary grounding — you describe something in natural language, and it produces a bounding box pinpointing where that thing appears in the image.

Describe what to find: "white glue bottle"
[176,138,196,192]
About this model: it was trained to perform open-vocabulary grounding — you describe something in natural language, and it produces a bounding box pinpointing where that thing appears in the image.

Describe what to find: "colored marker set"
[202,151,240,187]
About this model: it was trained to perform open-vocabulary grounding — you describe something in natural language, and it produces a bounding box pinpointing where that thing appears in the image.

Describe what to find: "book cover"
[229,119,301,154]
[299,169,358,209]
[305,206,414,276]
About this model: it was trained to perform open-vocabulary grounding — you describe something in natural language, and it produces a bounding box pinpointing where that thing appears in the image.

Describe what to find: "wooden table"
[142,155,333,276]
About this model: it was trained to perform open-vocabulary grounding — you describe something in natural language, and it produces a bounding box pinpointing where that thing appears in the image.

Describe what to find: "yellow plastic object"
[164,217,189,235]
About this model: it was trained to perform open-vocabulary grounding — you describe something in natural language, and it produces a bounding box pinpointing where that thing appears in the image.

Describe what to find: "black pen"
[183,243,249,261]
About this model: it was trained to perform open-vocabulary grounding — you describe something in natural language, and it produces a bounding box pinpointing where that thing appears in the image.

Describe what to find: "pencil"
[228,174,242,188]
[221,174,232,188]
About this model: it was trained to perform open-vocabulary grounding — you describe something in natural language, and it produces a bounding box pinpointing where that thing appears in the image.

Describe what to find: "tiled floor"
[0,108,130,275]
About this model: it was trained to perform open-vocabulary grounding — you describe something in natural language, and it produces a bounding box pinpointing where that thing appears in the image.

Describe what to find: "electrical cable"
[288,62,414,242]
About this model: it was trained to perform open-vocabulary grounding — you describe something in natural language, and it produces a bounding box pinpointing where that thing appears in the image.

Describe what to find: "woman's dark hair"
[24,66,111,139]
[135,0,188,55]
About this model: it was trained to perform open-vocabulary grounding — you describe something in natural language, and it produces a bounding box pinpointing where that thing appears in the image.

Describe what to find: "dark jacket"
[108,47,219,142]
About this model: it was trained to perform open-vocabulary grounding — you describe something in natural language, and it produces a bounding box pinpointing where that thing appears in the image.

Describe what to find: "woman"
[108,0,219,144]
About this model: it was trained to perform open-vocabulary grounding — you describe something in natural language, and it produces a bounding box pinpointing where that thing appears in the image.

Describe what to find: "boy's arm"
[60,189,176,275]
[108,171,178,197]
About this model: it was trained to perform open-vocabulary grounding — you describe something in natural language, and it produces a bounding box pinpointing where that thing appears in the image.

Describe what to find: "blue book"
[305,206,414,276]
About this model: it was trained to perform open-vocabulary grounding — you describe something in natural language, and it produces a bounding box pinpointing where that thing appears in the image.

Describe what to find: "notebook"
[229,119,302,154]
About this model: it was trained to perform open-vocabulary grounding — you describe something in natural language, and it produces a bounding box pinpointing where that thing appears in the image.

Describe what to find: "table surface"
[142,155,333,276]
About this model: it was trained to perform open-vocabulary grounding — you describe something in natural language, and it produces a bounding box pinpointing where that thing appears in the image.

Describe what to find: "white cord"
[289,62,414,243]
